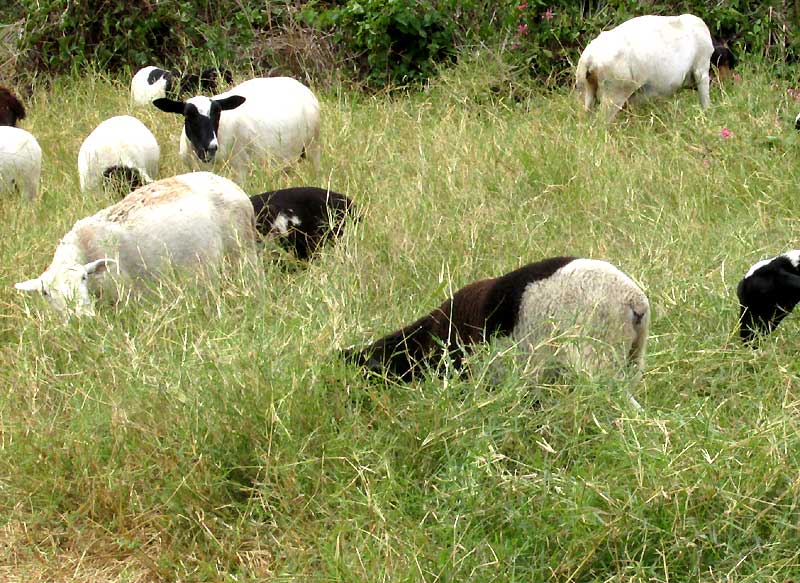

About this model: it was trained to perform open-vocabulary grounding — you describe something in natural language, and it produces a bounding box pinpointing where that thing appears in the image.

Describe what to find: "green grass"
[3,59,800,581]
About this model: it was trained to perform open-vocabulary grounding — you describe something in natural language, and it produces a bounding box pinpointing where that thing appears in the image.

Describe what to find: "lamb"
[576,14,713,119]
[0,127,42,201]
[14,172,257,318]
[249,187,355,260]
[78,115,160,193]
[153,77,321,181]
[736,250,800,343]
[0,86,26,127]
[343,257,650,381]
[131,66,174,107]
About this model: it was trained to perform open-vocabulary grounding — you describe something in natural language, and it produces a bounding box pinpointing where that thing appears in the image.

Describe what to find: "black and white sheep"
[131,66,174,107]
[249,187,355,260]
[0,126,42,200]
[576,14,713,119]
[736,250,800,343]
[344,257,650,381]
[0,86,26,127]
[78,115,160,193]
[153,76,321,182]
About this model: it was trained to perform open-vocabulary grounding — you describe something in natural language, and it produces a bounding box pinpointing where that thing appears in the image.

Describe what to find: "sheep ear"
[14,278,43,293]
[84,258,116,276]
[152,98,186,114]
[215,95,246,111]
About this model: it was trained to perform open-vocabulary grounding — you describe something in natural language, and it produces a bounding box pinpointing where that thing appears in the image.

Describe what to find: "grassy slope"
[2,60,800,581]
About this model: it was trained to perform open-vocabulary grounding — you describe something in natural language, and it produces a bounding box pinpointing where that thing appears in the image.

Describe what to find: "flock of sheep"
[1,12,798,386]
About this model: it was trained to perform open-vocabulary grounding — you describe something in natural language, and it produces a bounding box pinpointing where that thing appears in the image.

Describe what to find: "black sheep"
[737,251,800,343]
[249,187,355,260]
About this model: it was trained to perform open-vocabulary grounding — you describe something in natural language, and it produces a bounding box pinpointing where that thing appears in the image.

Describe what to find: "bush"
[5,0,800,88]
[299,0,459,88]
[13,0,276,75]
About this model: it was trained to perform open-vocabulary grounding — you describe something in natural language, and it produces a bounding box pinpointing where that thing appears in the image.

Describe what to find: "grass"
[3,58,800,581]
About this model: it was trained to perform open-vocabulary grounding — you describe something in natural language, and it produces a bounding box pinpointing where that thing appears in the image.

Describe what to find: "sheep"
[152,77,321,182]
[249,187,355,260]
[576,14,713,119]
[78,115,160,194]
[14,172,257,318]
[343,257,650,381]
[795,112,800,131]
[711,44,736,81]
[131,66,174,107]
[736,250,800,343]
[0,86,26,127]
[0,126,42,201]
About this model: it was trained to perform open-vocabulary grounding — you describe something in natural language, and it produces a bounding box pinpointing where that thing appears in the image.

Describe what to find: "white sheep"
[14,172,257,318]
[576,14,713,119]
[344,256,650,381]
[131,66,174,107]
[153,76,321,181]
[0,126,42,201]
[78,115,160,193]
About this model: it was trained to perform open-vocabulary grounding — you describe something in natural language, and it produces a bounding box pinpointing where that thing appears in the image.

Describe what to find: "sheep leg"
[22,169,39,201]
[597,79,636,121]
[694,66,711,108]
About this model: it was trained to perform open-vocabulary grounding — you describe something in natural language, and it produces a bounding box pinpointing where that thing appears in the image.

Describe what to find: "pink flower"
[720,127,733,139]
[518,23,528,35]
[517,2,528,9]
[543,8,554,20]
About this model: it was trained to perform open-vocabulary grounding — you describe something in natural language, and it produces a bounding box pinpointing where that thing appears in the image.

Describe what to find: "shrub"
[300,0,459,88]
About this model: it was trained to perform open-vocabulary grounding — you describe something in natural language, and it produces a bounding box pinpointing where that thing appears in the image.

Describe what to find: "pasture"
[2,60,800,581]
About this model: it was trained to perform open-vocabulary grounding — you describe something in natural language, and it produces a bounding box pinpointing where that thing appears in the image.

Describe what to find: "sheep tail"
[627,300,650,369]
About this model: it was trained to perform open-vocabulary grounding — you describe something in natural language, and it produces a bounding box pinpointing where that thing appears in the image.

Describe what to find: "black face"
[711,46,736,69]
[147,68,173,92]
[343,342,419,382]
[737,258,800,343]
[184,101,222,163]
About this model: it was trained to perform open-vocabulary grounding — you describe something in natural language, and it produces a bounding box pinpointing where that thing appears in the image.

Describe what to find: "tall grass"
[2,60,800,581]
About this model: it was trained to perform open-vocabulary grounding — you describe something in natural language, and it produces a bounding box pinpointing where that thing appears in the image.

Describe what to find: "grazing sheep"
[78,115,160,193]
[14,172,257,318]
[711,44,736,81]
[576,14,713,119]
[131,66,174,107]
[795,112,800,131]
[153,77,321,181]
[344,257,650,381]
[0,86,26,127]
[736,250,800,343]
[249,187,355,260]
[0,126,42,201]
